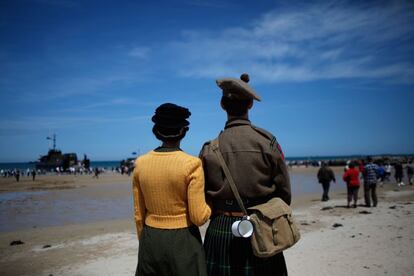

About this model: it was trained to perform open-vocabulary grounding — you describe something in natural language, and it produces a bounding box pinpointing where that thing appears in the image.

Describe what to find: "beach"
[0,168,413,276]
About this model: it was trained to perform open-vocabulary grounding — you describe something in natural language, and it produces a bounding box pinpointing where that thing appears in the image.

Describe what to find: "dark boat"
[35,134,79,171]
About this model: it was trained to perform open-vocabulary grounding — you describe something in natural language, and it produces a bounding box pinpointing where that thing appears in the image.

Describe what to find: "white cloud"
[129,47,151,59]
[168,1,414,83]
[0,115,149,136]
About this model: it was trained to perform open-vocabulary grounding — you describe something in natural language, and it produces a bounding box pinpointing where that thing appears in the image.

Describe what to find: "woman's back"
[343,168,360,187]
[136,150,210,228]
[133,103,211,276]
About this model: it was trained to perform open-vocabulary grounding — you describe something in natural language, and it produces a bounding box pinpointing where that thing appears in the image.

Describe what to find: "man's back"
[364,163,379,184]
[200,118,291,208]
[317,166,335,183]
[201,73,289,276]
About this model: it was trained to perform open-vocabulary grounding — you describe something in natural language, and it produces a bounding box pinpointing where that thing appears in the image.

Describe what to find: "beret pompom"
[240,73,249,83]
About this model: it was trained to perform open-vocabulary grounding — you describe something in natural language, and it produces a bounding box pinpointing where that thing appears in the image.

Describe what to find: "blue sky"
[0,0,413,162]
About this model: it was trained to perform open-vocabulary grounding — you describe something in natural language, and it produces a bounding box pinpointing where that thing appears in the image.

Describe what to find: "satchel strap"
[210,138,248,215]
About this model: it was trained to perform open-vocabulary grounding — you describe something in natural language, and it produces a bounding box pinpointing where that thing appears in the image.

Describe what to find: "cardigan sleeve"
[132,166,146,239]
[186,158,211,226]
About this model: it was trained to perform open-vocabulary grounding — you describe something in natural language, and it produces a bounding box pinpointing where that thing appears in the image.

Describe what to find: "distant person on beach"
[394,162,404,186]
[199,74,291,276]
[15,170,20,182]
[317,162,336,201]
[363,157,379,207]
[376,163,386,186]
[358,159,365,178]
[31,169,36,181]
[93,167,100,178]
[407,160,414,185]
[132,103,211,276]
[342,162,360,208]
[385,163,392,181]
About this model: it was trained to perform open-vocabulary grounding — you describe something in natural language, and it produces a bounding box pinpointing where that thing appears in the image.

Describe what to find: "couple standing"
[132,74,291,276]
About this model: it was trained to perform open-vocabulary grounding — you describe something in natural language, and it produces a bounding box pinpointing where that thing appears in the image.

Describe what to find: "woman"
[132,103,211,276]
[342,162,360,208]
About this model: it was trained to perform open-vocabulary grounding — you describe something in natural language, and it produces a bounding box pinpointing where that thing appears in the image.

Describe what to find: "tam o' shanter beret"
[152,103,191,128]
[216,74,261,101]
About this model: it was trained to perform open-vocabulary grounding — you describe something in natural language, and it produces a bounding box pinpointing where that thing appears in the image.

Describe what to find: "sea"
[0,161,121,171]
[1,154,411,171]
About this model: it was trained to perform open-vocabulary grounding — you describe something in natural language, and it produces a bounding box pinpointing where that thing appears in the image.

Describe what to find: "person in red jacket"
[343,162,360,208]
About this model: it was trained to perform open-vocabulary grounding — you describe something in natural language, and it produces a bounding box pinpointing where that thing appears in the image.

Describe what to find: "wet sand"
[0,174,133,232]
[0,169,413,275]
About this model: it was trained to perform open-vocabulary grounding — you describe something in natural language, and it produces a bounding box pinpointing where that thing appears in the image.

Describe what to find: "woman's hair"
[152,125,188,143]
[221,96,252,116]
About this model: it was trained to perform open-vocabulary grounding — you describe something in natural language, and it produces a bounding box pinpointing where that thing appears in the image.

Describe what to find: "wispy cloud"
[54,98,158,113]
[129,47,151,59]
[0,115,149,136]
[4,73,140,103]
[168,1,414,83]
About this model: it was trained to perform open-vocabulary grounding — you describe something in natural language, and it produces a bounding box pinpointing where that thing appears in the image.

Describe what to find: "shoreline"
[0,169,413,275]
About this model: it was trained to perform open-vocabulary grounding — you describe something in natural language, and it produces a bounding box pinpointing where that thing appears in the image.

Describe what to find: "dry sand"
[285,189,414,276]
[0,169,413,275]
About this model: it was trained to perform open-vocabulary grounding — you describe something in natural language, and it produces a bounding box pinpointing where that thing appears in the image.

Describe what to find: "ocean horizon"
[1,153,413,171]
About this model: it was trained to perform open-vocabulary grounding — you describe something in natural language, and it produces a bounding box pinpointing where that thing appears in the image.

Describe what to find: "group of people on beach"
[317,158,414,208]
[132,74,291,276]
[0,169,36,181]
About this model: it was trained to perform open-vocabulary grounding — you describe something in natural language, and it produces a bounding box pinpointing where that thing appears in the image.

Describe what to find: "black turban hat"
[152,103,191,128]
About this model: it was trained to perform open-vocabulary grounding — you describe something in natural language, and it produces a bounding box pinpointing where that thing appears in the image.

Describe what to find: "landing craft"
[35,134,89,171]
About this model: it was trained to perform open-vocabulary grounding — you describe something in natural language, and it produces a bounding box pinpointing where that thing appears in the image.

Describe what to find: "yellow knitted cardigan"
[132,150,211,239]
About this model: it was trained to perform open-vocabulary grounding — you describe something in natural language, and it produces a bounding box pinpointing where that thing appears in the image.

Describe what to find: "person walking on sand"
[15,170,20,182]
[31,169,36,181]
[317,162,336,201]
[376,163,386,186]
[406,160,414,185]
[385,162,392,181]
[394,161,404,186]
[93,167,100,179]
[132,103,211,276]
[342,162,360,208]
[199,73,291,276]
[363,157,379,207]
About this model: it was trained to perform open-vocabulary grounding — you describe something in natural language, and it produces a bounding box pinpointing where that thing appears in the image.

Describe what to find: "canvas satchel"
[248,197,300,257]
[210,138,300,258]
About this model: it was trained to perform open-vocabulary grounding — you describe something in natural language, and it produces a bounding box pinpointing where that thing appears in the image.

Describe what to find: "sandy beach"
[0,168,413,276]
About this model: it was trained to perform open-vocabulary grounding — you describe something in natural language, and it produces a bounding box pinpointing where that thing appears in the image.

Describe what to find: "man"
[394,161,404,186]
[407,160,414,185]
[31,169,36,181]
[200,73,291,276]
[363,157,379,207]
[317,162,336,201]
[376,163,386,186]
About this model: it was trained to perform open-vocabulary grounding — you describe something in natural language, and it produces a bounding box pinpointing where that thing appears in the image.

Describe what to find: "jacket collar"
[225,118,251,129]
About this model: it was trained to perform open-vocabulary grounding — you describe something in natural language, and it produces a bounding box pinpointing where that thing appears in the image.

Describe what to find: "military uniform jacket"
[200,118,291,212]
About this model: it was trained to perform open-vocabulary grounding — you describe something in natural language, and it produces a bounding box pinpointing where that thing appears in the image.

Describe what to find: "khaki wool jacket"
[199,118,291,212]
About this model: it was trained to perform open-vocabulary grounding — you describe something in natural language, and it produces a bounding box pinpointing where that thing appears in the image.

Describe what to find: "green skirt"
[136,225,207,276]
[204,215,288,276]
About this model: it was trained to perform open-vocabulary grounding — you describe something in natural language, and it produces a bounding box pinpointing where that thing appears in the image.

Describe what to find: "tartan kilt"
[204,215,288,276]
